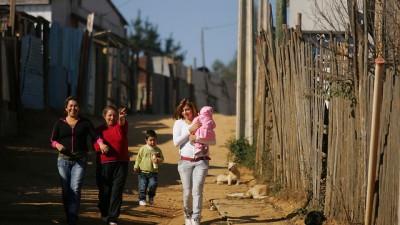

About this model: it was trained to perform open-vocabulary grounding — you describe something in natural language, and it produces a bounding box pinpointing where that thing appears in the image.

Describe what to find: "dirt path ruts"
[0,112,302,225]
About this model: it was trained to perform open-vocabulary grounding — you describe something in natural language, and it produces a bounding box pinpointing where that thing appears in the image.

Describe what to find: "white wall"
[288,0,357,31]
[13,0,127,38]
[16,5,52,22]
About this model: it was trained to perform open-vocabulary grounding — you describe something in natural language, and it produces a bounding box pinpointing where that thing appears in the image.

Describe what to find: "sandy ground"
[0,111,306,225]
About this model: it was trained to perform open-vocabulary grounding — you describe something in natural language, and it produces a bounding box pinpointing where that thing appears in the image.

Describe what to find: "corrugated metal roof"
[0,0,50,5]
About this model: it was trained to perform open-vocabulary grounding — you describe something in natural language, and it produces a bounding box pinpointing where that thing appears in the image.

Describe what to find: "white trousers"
[178,159,209,220]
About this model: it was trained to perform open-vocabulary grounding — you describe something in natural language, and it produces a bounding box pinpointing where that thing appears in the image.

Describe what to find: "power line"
[201,23,236,68]
[116,0,134,8]
[204,23,236,30]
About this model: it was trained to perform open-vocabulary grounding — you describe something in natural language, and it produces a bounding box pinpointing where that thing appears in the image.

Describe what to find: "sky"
[110,0,240,69]
[111,1,278,69]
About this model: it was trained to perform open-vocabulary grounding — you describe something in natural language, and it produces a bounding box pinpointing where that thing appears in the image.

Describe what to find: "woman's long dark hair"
[172,97,198,120]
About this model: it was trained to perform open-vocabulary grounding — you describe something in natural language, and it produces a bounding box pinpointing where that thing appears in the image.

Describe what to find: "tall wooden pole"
[275,0,286,44]
[374,0,384,59]
[245,0,254,144]
[365,0,385,224]
[365,58,384,225]
[9,0,15,35]
[236,0,246,139]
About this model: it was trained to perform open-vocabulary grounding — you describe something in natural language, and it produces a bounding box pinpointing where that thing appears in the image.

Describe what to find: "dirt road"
[0,112,303,225]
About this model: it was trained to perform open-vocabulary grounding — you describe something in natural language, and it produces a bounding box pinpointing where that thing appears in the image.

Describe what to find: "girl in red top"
[94,106,129,225]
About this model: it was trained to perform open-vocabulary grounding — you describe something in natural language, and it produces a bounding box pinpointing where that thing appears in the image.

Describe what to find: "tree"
[128,11,161,53]
[165,34,186,62]
[211,59,225,76]
[211,53,237,82]
[128,10,185,61]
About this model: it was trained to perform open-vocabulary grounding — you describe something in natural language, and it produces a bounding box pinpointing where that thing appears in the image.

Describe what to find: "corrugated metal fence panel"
[62,27,83,96]
[208,75,235,115]
[191,70,208,108]
[86,45,96,115]
[48,66,68,108]
[48,22,67,108]
[19,35,44,109]
[152,74,167,114]
[0,38,18,137]
[49,22,62,67]
[1,39,10,101]
[48,22,83,108]
[118,54,130,109]
[176,78,191,103]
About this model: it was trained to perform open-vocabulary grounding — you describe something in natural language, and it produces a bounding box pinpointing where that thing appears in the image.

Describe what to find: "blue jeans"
[138,171,158,201]
[178,159,209,220]
[57,157,87,224]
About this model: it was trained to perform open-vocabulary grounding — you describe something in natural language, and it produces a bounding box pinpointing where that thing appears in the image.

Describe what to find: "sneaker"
[101,216,108,222]
[191,218,200,225]
[139,200,146,206]
[148,197,154,205]
[184,217,192,225]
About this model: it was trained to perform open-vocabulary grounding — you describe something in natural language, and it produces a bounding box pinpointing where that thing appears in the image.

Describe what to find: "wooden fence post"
[365,58,385,225]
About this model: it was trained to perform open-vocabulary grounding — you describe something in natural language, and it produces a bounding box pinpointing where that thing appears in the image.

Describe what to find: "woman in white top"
[172,98,216,225]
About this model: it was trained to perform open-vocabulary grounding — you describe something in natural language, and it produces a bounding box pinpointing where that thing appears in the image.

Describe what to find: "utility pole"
[236,0,246,139]
[201,27,206,68]
[245,0,254,144]
[236,0,254,144]
[201,24,234,69]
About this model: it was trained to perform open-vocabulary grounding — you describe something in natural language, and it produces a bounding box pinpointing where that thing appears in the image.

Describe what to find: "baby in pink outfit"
[192,106,216,155]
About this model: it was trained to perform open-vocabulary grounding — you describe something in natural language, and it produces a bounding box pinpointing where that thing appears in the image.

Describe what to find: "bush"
[225,137,255,169]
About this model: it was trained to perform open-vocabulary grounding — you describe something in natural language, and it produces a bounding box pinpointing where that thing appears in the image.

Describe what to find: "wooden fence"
[255,3,400,224]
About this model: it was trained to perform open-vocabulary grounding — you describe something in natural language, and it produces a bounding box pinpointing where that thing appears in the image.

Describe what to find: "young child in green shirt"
[134,129,164,206]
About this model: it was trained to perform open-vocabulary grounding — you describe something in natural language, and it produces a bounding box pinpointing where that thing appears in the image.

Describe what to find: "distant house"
[0,0,128,38]
[287,0,357,32]
[286,0,351,61]
[0,0,133,115]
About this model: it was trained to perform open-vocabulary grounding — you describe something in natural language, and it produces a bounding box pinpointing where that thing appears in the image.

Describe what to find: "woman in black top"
[50,96,107,225]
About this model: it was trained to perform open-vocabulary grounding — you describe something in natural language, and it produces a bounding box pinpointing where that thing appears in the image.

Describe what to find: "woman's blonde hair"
[172,97,198,120]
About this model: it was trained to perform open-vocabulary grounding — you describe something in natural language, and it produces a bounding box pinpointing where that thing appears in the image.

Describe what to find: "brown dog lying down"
[226,184,268,199]
[215,162,241,185]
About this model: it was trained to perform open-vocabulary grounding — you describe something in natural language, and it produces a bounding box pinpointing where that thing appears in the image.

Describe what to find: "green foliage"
[128,10,186,61]
[270,181,283,194]
[164,34,186,62]
[129,12,161,53]
[225,137,255,169]
[211,53,237,82]
[323,78,357,104]
[211,60,225,76]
